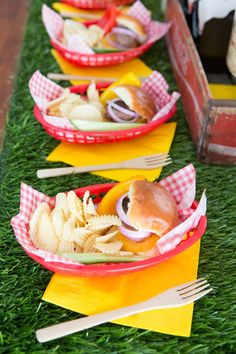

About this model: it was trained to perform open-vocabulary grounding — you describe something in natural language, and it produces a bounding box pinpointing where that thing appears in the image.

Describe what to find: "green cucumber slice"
[93,48,122,54]
[62,252,146,264]
[71,119,145,132]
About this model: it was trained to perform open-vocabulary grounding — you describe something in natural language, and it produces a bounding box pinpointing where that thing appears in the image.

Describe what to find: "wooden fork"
[36,278,212,342]
[37,153,172,179]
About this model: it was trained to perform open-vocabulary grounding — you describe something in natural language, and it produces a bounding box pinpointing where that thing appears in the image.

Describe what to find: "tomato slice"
[117,233,160,253]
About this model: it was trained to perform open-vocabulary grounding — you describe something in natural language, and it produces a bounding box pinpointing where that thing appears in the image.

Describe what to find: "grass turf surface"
[0,0,236,353]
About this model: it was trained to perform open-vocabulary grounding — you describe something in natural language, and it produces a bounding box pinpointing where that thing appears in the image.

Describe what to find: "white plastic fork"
[37,153,172,179]
[36,278,212,343]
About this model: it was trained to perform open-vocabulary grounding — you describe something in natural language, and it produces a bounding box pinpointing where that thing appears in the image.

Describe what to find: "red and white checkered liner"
[61,0,134,10]
[42,2,171,66]
[11,164,207,266]
[29,70,180,127]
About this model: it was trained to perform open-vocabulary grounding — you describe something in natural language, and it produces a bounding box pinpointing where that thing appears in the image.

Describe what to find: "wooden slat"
[0,0,29,145]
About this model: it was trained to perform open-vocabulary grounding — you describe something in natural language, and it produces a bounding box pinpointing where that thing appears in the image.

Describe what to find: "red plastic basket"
[34,83,176,144]
[51,38,154,67]
[61,0,135,10]
[24,182,207,277]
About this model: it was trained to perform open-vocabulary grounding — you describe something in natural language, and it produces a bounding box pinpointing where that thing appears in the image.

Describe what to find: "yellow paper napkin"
[43,241,200,337]
[51,49,153,85]
[209,83,236,100]
[47,122,177,181]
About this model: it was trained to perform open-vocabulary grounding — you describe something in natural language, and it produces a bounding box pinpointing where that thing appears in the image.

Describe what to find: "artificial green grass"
[0,0,235,353]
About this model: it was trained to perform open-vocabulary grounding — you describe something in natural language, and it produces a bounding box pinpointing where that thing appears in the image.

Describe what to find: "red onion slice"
[106,28,138,50]
[116,194,132,226]
[107,99,139,123]
[110,99,137,117]
[118,224,151,241]
[112,27,137,39]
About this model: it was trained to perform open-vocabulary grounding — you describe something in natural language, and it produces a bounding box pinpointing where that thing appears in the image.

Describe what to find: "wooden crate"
[165,0,236,165]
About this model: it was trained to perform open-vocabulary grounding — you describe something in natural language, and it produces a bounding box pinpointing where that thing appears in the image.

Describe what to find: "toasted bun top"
[116,14,147,43]
[127,180,179,236]
[112,85,157,121]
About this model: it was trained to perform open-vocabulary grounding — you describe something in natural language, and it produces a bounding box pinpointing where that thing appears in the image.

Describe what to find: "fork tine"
[146,160,172,169]
[146,158,172,167]
[176,278,206,292]
[178,279,208,294]
[146,156,172,163]
[182,287,213,303]
[145,153,169,161]
[180,283,210,299]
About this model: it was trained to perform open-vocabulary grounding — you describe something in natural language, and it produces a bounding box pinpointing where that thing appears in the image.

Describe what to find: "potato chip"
[87,81,105,115]
[47,89,70,116]
[55,192,70,218]
[34,211,59,253]
[95,229,118,243]
[86,224,111,234]
[66,191,85,225]
[83,234,100,253]
[62,217,76,241]
[72,227,93,248]
[29,202,51,244]
[58,239,75,254]
[59,94,86,118]
[88,215,121,227]
[113,251,135,256]
[86,198,97,216]
[51,208,65,240]
[95,241,123,255]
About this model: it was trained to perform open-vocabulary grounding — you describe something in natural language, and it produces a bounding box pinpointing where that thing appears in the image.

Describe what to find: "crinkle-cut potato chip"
[62,216,76,241]
[74,243,83,253]
[86,224,111,234]
[58,239,75,254]
[29,202,51,244]
[95,229,118,243]
[86,198,97,217]
[34,211,59,253]
[95,241,123,255]
[72,227,93,247]
[89,215,121,227]
[82,190,91,220]
[55,192,70,219]
[51,208,65,240]
[83,234,100,253]
[66,191,85,225]
[28,189,134,262]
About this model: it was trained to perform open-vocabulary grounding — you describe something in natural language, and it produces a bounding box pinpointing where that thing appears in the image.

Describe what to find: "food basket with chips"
[11,165,207,277]
[61,0,135,10]
[29,70,180,144]
[42,2,171,67]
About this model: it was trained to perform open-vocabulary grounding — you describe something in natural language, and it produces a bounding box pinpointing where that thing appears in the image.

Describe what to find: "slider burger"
[105,14,148,50]
[106,85,157,123]
[116,180,179,242]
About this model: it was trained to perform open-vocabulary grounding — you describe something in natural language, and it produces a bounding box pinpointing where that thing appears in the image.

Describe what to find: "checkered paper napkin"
[42,1,171,54]
[29,70,180,129]
[11,164,206,266]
